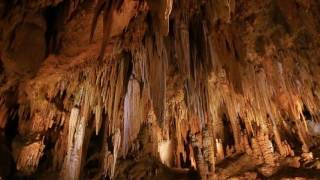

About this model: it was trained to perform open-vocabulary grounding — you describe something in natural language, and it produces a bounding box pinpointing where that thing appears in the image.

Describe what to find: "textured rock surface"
[0,0,320,179]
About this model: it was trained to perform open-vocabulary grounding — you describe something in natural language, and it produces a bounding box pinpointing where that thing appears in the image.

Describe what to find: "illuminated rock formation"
[0,0,320,179]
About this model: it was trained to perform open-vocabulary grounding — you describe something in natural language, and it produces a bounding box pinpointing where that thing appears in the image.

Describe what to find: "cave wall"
[0,0,320,179]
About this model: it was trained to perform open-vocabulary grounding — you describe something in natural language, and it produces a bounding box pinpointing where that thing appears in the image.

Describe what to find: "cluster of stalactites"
[62,56,130,179]
[159,2,320,178]
[3,0,320,179]
[10,52,131,177]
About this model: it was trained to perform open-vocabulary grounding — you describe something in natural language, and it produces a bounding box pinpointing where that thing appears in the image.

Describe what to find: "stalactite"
[91,0,117,60]
[64,106,86,180]
[90,0,139,60]
[111,128,121,179]
[94,103,102,135]
[145,34,167,126]
[123,77,143,155]
[67,107,80,156]
[69,116,86,180]
[206,0,235,24]
[146,0,173,35]
[173,20,190,78]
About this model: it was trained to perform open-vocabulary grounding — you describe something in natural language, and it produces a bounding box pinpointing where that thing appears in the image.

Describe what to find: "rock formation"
[0,0,320,179]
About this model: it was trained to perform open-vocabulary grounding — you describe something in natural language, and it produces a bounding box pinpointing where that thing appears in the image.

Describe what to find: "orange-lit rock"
[0,0,320,179]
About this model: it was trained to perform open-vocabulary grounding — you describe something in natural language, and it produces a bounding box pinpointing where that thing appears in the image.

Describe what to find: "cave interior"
[1,0,320,179]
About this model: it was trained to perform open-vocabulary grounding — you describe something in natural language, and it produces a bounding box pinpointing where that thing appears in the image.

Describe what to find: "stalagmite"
[189,131,208,178]
[202,125,215,173]
[216,139,225,161]
[158,139,172,166]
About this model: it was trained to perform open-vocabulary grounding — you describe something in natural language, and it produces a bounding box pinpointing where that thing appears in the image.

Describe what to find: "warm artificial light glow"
[158,140,172,166]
